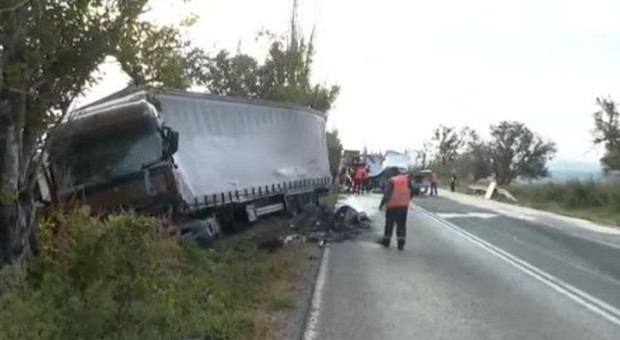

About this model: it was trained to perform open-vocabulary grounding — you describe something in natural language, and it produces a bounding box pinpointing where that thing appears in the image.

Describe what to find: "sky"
[81,0,620,165]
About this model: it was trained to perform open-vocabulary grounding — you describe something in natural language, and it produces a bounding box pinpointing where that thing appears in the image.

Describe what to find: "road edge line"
[301,246,330,340]
[413,205,620,327]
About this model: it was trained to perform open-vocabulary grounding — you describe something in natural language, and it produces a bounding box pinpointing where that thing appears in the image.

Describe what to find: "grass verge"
[450,179,620,227]
[506,180,620,226]
[0,210,317,340]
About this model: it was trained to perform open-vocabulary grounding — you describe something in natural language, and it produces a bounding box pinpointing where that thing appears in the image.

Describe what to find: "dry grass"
[217,215,318,340]
[247,244,314,340]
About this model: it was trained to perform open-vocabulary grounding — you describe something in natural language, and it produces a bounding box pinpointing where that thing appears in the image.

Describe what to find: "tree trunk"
[0,19,35,267]
[0,120,35,266]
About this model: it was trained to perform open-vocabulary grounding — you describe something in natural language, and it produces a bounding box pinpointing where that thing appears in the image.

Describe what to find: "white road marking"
[441,190,620,235]
[303,247,330,340]
[437,212,499,219]
[414,206,620,327]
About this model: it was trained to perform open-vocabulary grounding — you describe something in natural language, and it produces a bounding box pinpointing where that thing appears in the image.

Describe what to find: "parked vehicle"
[40,89,331,240]
[410,170,432,196]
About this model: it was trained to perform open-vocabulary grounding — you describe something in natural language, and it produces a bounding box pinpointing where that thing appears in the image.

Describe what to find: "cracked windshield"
[2,0,620,339]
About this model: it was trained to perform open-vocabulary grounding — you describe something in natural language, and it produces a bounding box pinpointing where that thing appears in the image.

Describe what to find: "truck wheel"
[180,216,221,246]
[204,217,221,240]
[285,195,300,216]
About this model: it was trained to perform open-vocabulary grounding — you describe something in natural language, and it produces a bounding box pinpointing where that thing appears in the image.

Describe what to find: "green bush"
[509,179,620,224]
[0,210,258,340]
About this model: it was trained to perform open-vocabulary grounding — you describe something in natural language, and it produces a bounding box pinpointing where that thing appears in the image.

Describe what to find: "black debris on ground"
[252,203,372,252]
[293,203,372,245]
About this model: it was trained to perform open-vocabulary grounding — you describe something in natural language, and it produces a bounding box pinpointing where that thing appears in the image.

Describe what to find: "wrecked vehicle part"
[301,204,372,244]
[43,89,332,239]
[180,217,221,246]
[283,233,306,246]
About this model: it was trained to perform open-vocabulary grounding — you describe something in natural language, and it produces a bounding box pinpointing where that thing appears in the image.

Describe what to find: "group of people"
[350,164,370,194]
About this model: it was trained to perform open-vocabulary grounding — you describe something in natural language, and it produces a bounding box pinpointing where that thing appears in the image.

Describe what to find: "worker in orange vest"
[361,165,370,193]
[353,165,365,194]
[379,167,415,250]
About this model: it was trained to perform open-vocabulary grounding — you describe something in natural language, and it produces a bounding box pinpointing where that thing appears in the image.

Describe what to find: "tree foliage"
[465,129,493,181]
[430,125,468,166]
[414,142,433,170]
[592,97,620,172]
[195,4,340,113]
[0,0,193,265]
[202,50,260,97]
[326,130,343,178]
[489,121,557,185]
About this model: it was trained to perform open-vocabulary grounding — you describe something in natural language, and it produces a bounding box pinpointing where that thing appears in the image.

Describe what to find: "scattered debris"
[298,203,372,244]
[256,203,372,252]
[283,233,306,246]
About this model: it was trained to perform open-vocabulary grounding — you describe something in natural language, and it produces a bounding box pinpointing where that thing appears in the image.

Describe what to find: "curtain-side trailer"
[42,90,331,241]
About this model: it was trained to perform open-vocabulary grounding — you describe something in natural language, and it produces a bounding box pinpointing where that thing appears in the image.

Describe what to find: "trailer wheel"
[179,216,221,246]
[204,217,221,239]
[285,195,300,216]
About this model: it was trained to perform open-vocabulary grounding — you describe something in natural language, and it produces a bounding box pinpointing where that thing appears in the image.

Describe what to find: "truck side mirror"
[161,126,179,159]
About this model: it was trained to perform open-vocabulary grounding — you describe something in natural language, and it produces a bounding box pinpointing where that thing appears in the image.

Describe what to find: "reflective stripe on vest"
[386,174,411,208]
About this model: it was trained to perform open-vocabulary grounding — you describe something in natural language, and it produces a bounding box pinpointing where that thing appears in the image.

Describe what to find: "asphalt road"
[304,193,620,340]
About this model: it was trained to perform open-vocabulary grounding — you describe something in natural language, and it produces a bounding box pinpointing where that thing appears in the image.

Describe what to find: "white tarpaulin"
[155,93,331,205]
[366,158,383,177]
[381,150,411,172]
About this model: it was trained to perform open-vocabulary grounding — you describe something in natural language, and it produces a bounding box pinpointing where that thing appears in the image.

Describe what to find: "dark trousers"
[450,182,456,192]
[430,182,438,196]
[362,179,369,192]
[353,179,363,194]
[383,207,408,246]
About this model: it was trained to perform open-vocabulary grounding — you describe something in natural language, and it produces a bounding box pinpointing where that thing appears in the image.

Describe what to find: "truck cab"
[45,99,180,214]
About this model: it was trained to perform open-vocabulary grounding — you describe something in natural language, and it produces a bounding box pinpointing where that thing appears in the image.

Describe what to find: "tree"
[0,0,194,266]
[463,129,493,181]
[430,125,468,167]
[414,142,433,169]
[488,121,557,185]
[197,1,340,113]
[201,50,260,97]
[326,130,343,179]
[592,97,620,172]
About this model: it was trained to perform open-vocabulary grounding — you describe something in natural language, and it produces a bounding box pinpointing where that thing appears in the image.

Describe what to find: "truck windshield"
[53,121,163,189]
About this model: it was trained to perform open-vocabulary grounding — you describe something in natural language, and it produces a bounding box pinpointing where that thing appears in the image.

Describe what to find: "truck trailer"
[42,89,332,239]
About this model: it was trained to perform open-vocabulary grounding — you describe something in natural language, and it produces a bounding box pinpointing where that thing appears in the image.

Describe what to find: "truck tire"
[285,195,300,216]
[180,216,221,246]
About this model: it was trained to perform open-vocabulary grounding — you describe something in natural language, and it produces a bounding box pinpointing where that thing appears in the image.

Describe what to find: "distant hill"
[547,161,604,182]
[515,161,607,183]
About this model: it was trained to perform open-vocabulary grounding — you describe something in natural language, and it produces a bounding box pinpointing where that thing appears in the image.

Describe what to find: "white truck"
[42,89,331,240]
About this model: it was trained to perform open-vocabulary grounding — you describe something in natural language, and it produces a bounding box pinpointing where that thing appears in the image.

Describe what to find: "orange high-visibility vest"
[354,167,365,180]
[386,174,411,208]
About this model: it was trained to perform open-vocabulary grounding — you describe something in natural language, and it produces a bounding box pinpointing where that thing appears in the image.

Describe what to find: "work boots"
[380,238,390,247]
[397,240,405,251]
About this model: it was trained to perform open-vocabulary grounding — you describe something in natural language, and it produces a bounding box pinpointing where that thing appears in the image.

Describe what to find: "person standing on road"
[379,167,415,250]
[429,171,438,196]
[450,174,457,192]
[353,165,365,194]
[361,165,370,193]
